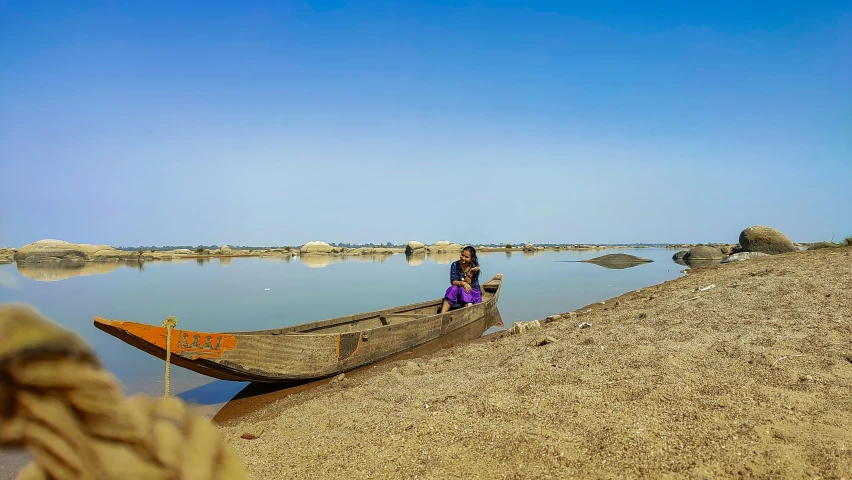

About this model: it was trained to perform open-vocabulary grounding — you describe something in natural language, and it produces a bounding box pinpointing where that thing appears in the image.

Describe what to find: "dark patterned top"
[450,260,481,290]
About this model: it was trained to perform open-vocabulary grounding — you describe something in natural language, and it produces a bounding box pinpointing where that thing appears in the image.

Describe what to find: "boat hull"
[94,274,503,382]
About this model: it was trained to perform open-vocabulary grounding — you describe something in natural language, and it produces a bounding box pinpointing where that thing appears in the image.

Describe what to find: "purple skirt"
[444,285,482,305]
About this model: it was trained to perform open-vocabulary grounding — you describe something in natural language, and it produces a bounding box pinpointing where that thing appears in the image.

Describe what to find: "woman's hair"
[462,245,479,268]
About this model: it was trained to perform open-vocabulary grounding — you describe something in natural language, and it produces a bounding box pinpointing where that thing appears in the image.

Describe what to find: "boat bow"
[93,317,239,360]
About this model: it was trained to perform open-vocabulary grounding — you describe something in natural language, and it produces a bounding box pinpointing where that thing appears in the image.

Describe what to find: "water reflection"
[0,270,20,289]
[582,262,644,270]
[196,258,209,266]
[351,254,389,264]
[219,256,232,267]
[428,252,456,265]
[406,252,426,267]
[16,260,142,282]
[298,254,393,269]
[300,254,335,268]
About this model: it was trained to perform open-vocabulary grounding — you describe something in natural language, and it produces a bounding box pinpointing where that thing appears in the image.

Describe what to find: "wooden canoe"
[93,274,503,382]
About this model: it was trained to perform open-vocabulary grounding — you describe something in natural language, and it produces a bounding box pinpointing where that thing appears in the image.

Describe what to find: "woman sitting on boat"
[440,246,482,313]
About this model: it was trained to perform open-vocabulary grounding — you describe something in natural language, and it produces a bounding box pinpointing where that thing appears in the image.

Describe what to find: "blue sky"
[1,0,850,247]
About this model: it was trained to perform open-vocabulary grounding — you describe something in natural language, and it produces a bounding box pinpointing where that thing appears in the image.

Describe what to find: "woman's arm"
[469,266,481,289]
[449,262,462,286]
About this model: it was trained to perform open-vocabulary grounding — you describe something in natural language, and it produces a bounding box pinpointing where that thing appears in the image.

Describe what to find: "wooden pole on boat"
[162,316,177,398]
[0,303,248,480]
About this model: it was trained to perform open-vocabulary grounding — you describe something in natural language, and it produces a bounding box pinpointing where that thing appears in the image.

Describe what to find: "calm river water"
[0,248,687,407]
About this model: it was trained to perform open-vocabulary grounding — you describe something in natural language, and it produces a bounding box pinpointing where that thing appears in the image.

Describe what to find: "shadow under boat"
[208,308,504,426]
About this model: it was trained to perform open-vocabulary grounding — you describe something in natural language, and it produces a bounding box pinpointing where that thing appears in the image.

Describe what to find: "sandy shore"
[218,246,852,479]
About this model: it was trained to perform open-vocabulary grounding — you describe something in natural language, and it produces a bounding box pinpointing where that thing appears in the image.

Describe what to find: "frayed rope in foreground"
[0,303,248,480]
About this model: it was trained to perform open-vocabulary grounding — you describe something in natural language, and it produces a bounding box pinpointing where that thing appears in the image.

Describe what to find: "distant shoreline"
[0,240,815,266]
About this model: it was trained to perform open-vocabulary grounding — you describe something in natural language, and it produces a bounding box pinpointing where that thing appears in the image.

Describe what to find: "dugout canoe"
[93,274,503,382]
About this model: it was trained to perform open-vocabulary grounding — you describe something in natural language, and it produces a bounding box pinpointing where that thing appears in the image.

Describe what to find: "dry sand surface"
[219,246,852,479]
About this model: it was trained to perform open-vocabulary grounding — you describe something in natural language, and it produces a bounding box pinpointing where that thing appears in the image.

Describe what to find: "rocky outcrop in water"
[427,241,463,253]
[581,254,653,270]
[0,248,15,264]
[300,241,340,255]
[14,240,138,263]
[297,242,400,257]
[739,226,796,254]
[405,241,425,256]
[341,247,397,255]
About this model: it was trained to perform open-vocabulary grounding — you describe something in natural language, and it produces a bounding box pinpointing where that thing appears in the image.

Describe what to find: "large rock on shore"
[684,246,725,261]
[523,243,536,252]
[721,252,771,263]
[14,240,137,263]
[405,241,425,256]
[220,245,232,254]
[739,226,796,255]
